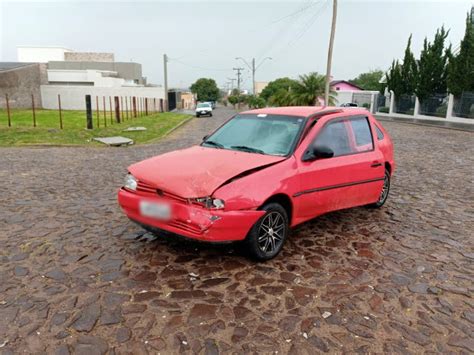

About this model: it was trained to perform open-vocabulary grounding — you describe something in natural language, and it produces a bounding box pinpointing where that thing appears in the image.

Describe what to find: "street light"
[235,57,272,95]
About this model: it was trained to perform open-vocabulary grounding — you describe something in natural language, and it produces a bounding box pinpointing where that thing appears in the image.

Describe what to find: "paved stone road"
[0,107,473,354]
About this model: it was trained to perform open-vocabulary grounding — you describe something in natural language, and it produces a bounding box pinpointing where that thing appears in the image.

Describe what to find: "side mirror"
[303,145,334,161]
[313,145,334,159]
[202,135,209,141]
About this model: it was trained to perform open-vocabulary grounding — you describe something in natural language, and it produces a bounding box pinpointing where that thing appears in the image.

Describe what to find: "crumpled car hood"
[129,145,285,198]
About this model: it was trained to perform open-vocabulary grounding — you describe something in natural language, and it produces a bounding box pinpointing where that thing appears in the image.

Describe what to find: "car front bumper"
[117,188,264,242]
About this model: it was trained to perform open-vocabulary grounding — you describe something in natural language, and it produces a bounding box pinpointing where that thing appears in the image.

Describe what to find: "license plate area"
[139,200,171,220]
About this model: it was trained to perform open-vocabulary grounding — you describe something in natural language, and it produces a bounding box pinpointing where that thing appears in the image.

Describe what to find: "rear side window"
[348,117,374,152]
[375,125,384,140]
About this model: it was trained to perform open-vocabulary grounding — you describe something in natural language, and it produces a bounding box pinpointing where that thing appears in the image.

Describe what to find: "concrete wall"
[47,69,127,87]
[41,85,165,110]
[48,61,143,83]
[64,52,114,62]
[17,46,71,62]
[0,63,48,108]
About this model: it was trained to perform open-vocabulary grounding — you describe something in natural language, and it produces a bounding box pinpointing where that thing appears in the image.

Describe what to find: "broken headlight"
[193,197,225,209]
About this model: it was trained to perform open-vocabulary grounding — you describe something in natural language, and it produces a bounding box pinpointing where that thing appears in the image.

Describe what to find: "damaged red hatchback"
[118,107,394,260]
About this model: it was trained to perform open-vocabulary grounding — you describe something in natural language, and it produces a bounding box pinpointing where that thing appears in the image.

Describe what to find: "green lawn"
[0,109,192,146]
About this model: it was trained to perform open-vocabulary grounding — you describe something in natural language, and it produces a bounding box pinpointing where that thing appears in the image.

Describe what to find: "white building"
[11,46,167,110]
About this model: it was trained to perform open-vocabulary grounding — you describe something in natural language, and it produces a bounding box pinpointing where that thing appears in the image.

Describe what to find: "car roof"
[240,106,368,118]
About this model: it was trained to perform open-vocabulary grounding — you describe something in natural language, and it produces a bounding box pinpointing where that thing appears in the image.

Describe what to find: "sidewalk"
[375,114,474,132]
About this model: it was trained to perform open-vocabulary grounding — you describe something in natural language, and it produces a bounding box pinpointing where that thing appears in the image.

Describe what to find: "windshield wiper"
[203,140,224,149]
[231,145,265,154]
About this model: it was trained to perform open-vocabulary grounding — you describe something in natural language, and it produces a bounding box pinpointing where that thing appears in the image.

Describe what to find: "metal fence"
[419,94,448,117]
[453,91,474,118]
[395,94,416,115]
[374,93,390,113]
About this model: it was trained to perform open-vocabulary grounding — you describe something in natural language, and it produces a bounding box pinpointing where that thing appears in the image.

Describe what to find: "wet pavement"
[0,107,473,354]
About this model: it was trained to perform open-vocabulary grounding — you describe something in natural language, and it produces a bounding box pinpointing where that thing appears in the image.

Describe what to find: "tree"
[349,70,384,91]
[246,95,266,109]
[260,77,298,102]
[190,78,220,102]
[268,88,293,107]
[291,72,335,106]
[416,26,451,101]
[386,60,404,97]
[448,14,474,96]
[400,34,418,95]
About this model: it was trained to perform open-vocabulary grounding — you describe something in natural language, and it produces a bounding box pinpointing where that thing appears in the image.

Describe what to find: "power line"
[255,0,327,61]
[169,58,231,72]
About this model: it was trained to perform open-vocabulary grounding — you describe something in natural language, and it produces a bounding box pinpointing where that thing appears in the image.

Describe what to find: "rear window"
[375,125,384,140]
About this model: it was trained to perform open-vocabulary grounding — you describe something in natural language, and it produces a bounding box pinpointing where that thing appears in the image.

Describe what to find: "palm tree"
[291,72,336,106]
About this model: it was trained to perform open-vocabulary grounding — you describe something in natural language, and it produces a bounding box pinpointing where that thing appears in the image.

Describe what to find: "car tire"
[369,169,390,208]
[196,114,200,117]
[245,203,289,261]
[210,113,213,117]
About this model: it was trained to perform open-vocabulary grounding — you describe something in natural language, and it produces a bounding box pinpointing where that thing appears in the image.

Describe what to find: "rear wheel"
[369,169,390,208]
[245,203,289,261]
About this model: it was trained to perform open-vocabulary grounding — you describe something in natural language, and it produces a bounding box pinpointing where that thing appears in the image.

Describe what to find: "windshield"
[197,103,211,108]
[202,114,305,156]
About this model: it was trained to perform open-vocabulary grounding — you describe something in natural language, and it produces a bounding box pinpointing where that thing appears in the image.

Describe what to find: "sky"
[1,0,472,90]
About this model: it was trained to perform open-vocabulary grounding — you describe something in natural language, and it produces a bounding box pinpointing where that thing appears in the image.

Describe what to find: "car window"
[313,120,352,157]
[348,117,374,151]
[375,125,384,140]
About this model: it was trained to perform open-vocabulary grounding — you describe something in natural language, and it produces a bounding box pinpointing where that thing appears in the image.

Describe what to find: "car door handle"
[371,161,382,168]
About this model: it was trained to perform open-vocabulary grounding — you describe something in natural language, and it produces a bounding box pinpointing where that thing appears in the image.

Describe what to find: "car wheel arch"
[259,193,293,225]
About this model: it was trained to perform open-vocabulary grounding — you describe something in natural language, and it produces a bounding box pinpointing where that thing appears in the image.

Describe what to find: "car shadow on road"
[122,205,389,264]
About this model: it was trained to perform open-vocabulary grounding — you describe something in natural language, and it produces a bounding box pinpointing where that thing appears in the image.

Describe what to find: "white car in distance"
[195,102,213,117]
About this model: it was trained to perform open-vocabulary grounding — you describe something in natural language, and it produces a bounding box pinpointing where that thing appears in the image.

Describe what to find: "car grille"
[136,180,188,203]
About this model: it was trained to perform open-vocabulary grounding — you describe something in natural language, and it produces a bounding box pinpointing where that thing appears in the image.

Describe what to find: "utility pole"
[325,0,338,106]
[227,78,236,93]
[163,53,168,111]
[236,57,272,96]
[233,67,244,109]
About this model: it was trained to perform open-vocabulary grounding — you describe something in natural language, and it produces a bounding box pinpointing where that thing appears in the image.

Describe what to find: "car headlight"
[193,197,225,209]
[124,173,137,191]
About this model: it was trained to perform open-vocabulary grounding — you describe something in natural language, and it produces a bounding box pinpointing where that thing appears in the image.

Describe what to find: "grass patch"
[0,109,191,146]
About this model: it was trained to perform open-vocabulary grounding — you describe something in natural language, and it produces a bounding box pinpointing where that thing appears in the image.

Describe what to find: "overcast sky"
[1,0,472,89]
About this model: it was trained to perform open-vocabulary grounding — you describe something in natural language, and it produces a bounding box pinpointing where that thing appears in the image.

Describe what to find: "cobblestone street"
[0,107,473,354]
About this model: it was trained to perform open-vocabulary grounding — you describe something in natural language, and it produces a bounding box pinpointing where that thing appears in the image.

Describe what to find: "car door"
[294,115,385,222]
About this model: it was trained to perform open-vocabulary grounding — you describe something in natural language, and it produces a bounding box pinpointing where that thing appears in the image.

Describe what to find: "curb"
[375,115,474,133]
[162,116,194,138]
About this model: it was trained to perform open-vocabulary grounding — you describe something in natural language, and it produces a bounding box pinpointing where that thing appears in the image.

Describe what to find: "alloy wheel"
[257,211,285,254]
[378,173,390,204]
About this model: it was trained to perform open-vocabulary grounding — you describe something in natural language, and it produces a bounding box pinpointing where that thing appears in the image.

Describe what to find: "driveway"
[0,107,473,354]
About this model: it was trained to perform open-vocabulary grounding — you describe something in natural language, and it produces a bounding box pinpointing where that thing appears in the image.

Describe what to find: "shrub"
[435,104,447,117]
[362,103,370,109]
[378,107,389,113]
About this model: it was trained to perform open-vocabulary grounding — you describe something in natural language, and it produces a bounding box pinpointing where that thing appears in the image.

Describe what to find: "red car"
[118,107,394,260]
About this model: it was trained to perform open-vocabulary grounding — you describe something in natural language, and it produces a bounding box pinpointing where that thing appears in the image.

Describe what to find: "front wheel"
[209,113,213,117]
[245,203,289,261]
[369,169,390,208]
